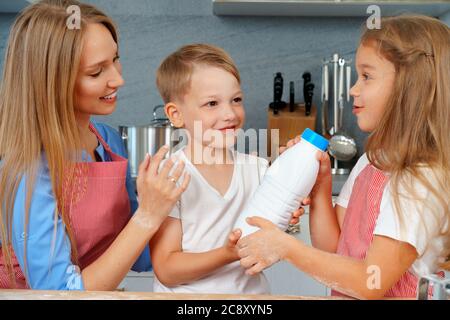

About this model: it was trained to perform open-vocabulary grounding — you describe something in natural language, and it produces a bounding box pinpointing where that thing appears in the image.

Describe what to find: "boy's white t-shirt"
[153,148,271,294]
[336,153,449,278]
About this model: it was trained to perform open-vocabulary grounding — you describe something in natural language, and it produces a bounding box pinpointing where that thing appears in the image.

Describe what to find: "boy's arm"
[150,217,240,287]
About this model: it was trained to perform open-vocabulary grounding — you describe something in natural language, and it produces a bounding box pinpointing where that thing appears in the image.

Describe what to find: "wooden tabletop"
[0,289,350,300]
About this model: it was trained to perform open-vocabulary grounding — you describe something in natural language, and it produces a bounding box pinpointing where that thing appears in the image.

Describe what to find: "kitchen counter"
[0,289,350,300]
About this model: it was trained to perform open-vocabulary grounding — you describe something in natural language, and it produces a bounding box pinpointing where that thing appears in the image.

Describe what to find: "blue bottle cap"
[301,128,329,151]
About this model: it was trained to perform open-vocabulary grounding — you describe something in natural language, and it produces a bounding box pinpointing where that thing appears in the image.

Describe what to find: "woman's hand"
[237,217,294,275]
[133,146,190,230]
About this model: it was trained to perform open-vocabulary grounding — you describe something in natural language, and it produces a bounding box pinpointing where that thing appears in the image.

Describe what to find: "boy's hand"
[279,135,301,155]
[289,206,305,225]
[224,229,242,260]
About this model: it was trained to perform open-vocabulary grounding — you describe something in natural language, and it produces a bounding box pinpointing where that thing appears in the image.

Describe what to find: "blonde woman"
[237,15,450,299]
[0,0,190,290]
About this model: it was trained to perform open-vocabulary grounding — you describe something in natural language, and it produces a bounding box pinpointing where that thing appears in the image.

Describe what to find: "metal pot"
[119,105,178,178]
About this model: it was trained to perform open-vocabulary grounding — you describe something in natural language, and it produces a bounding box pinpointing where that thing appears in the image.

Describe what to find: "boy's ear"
[164,102,184,128]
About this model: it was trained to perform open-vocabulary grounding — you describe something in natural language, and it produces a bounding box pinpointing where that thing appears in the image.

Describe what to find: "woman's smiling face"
[74,23,124,123]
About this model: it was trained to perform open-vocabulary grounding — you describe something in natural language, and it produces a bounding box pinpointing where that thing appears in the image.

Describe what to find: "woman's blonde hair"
[156,43,240,103]
[0,0,118,287]
[362,15,450,269]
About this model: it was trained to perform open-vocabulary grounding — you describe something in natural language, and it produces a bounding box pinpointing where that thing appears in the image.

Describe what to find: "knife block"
[267,103,317,159]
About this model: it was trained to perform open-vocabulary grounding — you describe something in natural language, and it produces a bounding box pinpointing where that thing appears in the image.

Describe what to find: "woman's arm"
[238,217,417,299]
[150,217,241,287]
[80,147,190,290]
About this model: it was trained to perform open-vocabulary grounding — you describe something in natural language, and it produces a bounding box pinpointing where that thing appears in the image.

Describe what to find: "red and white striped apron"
[0,123,131,288]
[332,164,420,298]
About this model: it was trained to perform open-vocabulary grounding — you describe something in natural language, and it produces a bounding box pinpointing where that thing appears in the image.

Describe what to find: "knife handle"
[289,81,295,112]
[322,64,329,102]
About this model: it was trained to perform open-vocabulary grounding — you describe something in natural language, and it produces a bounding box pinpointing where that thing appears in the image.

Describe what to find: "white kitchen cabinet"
[118,271,154,292]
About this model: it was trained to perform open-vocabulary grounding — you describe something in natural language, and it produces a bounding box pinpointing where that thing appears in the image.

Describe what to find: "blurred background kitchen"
[1,0,449,296]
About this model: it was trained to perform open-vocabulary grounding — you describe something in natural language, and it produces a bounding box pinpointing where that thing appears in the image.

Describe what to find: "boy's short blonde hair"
[156,43,240,103]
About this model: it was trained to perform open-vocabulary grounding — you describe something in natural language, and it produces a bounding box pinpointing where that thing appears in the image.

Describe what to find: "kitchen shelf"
[213,0,450,17]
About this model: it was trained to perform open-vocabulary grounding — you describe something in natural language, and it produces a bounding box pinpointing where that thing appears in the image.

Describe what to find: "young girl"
[237,15,450,299]
[0,0,189,290]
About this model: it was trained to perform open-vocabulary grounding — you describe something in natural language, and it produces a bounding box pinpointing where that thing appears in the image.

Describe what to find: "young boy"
[150,44,299,294]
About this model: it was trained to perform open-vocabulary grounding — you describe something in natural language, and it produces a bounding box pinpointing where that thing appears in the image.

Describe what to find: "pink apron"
[332,164,439,298]
[0,123,131,288]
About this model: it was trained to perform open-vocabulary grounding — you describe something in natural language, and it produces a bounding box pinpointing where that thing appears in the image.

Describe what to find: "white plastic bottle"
[234,128,329,237]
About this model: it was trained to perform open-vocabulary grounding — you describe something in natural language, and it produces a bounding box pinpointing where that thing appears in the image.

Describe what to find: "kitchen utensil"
[346,65,351,101]
[269,72,286,115]
[338,58,345,128]
[328,133,357,161]
[119,105,180,178]
[417,274,450,300]
[328,58,357,162]
[302,72,314,116]
[321,63,330,137]
[332,54,339,136]
[289,81,295,112]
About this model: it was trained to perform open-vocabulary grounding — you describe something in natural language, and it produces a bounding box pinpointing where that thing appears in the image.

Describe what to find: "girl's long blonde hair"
[0,0,118,287]
[362,15,450,269]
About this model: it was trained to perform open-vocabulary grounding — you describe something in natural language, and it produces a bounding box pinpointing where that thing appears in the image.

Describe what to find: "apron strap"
[88,122,114,154]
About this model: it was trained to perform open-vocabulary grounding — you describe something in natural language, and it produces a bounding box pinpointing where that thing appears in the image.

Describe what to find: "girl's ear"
[164,102,184,128]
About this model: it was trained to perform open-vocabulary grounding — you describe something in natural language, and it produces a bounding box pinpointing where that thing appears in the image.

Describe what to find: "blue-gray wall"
[1,0,449,161]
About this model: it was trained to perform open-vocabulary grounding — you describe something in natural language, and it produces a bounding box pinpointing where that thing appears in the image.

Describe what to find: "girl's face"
[350,41,396,132]
[74,23,124,123]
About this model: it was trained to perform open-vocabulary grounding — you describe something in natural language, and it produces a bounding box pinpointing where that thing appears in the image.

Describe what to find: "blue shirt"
[9,122,151,290]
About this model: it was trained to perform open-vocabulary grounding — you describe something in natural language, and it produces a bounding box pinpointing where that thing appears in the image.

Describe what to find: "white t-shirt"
[336,153,449,278]
[153,148,271,294]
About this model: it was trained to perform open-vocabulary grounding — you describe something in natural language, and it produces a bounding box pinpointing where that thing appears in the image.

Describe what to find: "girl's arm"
[307,152,342,253]
[150,217,241,287]
[238,217,417,300]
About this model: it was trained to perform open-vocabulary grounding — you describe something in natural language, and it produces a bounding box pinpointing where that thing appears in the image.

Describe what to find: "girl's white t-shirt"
[153,148,271,294]
[336,153,449,278]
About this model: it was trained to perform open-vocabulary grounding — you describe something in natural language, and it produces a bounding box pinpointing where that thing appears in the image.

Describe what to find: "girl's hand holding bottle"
[280,135,332,208]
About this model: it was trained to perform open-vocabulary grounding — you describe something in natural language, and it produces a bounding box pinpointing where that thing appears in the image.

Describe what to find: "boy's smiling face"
[173,64,245,150]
